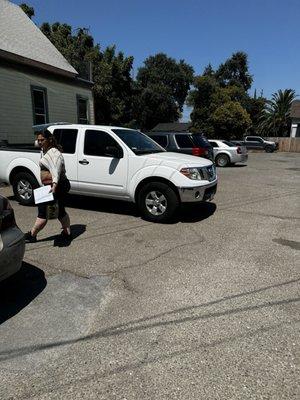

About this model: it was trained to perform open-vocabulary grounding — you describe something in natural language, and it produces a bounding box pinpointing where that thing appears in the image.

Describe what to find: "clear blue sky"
[12,0,300,114]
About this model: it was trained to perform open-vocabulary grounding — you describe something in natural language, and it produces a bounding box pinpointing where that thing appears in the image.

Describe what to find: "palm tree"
[259,89,296,137]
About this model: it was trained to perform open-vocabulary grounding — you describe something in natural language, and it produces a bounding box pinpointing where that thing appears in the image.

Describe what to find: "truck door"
[52,128,79,190]
[77,129,128,197]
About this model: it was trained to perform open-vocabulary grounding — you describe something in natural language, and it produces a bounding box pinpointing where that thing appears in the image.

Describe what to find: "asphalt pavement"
[0,152,299,400]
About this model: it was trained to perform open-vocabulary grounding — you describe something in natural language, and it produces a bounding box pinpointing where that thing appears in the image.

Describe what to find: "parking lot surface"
[0,152,299,400]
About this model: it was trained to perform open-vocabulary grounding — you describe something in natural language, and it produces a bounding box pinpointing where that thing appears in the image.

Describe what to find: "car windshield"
[112,129,165,155]
[222,140,236,147]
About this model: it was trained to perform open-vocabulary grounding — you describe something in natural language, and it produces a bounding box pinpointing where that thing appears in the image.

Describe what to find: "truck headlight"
[180,168,202,180]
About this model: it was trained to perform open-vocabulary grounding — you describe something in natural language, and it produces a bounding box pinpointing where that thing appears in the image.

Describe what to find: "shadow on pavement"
[0,262,47,325]
[36,224,86,247]
[65,194,139,218]
[177,202,217,223]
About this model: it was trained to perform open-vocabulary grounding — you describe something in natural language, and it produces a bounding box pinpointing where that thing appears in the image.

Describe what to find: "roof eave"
[0,49,78,78]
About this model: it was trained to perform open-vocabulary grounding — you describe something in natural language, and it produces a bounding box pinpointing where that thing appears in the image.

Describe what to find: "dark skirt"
[37,179,71,220]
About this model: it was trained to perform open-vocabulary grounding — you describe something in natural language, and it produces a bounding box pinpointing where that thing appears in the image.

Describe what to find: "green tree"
[132,83,179,131]
[211,101,251,139]
[259,89,296,137]
[136,53,194,113]
[215,51,253,91]
[40,23,134,125]
[20,3,34,19]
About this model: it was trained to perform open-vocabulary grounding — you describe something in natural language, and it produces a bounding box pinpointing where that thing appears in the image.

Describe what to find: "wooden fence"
[268,137,300,153]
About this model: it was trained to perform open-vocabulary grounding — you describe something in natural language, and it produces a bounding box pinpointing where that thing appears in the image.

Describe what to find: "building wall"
[290,118,300,138]
[0,64,94,144]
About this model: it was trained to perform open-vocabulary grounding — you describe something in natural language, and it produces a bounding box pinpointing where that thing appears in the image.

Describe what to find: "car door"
[174,134,194,155]
[246,136,262,149]
[77,128,128,197]
[52,128,79,190]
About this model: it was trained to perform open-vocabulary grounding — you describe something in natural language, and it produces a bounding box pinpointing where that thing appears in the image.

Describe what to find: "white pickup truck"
[0,124,217,222]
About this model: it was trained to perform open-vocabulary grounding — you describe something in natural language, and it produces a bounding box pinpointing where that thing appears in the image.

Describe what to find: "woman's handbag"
[41,170,53,185]
[46,202,59,220]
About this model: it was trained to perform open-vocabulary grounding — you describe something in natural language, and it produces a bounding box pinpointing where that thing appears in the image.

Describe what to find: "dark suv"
[147,132,214,161]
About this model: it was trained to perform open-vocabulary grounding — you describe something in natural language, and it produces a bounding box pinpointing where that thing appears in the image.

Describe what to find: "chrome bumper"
[179,182,217,203]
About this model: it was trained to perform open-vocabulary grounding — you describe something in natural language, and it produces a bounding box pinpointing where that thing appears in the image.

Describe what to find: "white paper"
[34,185,54,204]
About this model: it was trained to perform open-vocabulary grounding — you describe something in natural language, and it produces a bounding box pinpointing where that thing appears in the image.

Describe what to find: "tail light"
[192,147,206,156]
[0,198,16,231]
[236,146,242,154]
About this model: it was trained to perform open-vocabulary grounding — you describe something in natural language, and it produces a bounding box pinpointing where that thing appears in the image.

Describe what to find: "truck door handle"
[79,159,89,165]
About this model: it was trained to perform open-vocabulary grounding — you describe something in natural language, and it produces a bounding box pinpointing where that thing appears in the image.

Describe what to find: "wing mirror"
[105,146,123,158]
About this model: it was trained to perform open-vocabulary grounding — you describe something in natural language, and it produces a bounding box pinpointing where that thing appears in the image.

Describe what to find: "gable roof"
[290,100,300,119]
[151,122,192,132]
[0,0,77,77]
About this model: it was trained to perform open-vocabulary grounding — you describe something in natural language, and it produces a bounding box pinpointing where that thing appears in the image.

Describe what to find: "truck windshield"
[112,129,165,155]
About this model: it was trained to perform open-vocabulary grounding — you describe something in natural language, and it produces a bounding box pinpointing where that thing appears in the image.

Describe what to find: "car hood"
[140,152,213,168]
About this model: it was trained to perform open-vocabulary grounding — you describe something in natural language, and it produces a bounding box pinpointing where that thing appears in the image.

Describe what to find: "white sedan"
[0,195,25,282]
[208,140,248,167]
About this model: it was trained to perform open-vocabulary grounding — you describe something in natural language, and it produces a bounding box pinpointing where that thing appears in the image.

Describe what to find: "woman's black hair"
[37,129,63,152]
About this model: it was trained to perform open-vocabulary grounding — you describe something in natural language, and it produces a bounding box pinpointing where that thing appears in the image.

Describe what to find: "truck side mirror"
[105,145,123,158]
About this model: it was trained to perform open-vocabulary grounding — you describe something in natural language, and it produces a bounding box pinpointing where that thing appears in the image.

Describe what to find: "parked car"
[0,195,25,282]
[208,140,248,167]
[0,125,217,222]
[231,136,278,152]
[146,131,214,161]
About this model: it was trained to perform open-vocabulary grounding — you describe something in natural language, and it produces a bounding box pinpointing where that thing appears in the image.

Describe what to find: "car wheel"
[137,182,179,222]
[12,172,39,205]
[265,146,274,153]
[215,154,230,167]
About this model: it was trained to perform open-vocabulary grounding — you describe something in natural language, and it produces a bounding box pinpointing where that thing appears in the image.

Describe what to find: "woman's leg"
[31,217,47,236]
[59,213,71,235]
[25,203,48,242]
[57,190,71,235]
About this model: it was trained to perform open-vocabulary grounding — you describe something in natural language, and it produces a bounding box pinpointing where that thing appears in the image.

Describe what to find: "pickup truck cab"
[232,136,278,153]
[0,124,217,222]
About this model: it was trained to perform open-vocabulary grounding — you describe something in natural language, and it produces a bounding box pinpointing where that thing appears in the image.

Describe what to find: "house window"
[31,86,48,125]
[77,96,89,124]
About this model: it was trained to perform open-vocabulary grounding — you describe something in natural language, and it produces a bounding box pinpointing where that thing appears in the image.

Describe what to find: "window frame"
[83,129,121,157]
[77,95,89,125]
[31,85,49,125]
[52,128,78,154]
[151,135,169,148]
[174,134,194,148]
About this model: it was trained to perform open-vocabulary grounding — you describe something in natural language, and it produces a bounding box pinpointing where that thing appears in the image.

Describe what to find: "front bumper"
[179,181,217,203]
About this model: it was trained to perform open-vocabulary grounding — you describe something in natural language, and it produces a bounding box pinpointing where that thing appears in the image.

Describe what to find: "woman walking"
[24,129,71,243]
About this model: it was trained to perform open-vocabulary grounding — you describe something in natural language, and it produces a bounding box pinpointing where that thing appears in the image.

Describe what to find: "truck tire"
[265,145,274,153]
[12,172,39,205]
[215,154,230,167]
[137,181,179,222]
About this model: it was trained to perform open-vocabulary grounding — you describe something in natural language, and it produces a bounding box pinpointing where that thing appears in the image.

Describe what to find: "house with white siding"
[0,0,95,144]
[290,100,300,138]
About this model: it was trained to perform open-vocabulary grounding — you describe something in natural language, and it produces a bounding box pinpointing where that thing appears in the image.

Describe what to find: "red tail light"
[192,147,206,156]
[236,146,242,154]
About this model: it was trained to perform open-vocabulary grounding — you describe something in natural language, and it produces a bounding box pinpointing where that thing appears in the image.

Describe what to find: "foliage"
[189,53,254,138]
[258,89,296,137]
[132,83,179,131]
[20,3,34,19]
[137,53,194,112]
[215,51,253,91]
[40,23,134,125]
[210,101,251,139]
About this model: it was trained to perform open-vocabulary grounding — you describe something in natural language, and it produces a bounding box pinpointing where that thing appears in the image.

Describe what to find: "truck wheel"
[215,154,230,167]
[265,146,274,153]
[137,182,179,222]
[12,172,39,205]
